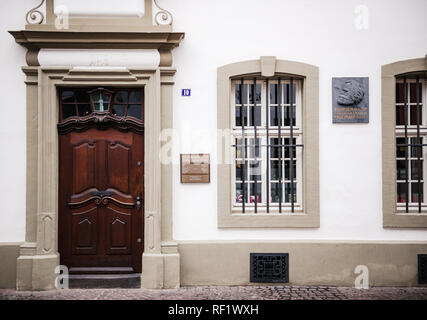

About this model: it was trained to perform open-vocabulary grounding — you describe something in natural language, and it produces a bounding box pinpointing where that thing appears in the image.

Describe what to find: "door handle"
[136,192,142,211]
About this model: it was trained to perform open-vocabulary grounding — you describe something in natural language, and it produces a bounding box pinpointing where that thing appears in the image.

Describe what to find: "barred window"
[231,78,303,214]
[395,77,426,213]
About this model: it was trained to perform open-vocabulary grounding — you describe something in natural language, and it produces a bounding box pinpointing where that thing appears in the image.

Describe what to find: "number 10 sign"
[181,89,191,97]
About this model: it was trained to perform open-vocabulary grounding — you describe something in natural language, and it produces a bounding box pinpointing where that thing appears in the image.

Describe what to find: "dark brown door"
[59,128,144,274]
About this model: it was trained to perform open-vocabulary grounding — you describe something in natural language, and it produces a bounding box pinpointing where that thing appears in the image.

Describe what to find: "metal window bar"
[290,78,295,212]
[233,77,304,214]
[237,143,304,148]
[252,78,258,213]
[396,77,423,213]
[404,77,409,212]
[266,79,270,213]
[416,76,422,213]
[240,78,246,213]
[278,78,283,213]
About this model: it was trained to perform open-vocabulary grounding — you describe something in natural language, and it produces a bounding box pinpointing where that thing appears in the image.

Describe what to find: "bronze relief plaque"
[332,77,369,123]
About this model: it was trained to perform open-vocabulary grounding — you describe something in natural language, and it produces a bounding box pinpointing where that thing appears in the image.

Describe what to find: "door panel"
[105,204,132,255]
[107,142,130,194]
[72,142,96,194]
[59,128,144,274]
[71,205,98,255]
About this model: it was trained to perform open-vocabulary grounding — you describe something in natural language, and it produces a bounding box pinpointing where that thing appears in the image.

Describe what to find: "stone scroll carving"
[154,0,173,25]
[26,0,46,25]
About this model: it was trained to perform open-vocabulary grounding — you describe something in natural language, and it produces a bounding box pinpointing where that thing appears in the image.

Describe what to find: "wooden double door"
[59,128,144,274]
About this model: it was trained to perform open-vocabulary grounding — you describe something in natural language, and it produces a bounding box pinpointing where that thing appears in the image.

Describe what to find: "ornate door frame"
[13,65,179,290]
[10,0,183,291]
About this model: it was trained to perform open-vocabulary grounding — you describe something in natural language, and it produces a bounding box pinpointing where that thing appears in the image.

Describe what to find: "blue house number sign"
[181,89,191,97]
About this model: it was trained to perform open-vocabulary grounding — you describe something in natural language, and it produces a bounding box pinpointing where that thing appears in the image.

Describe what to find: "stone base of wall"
[178,241,427,287]
[0,243,21,289]
[2,241,427,289]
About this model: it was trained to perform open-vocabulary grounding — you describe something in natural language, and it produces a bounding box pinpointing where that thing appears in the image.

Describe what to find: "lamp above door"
[88,88,113,113]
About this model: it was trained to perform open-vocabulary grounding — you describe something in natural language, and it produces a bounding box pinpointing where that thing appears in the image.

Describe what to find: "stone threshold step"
[68,273,141,289]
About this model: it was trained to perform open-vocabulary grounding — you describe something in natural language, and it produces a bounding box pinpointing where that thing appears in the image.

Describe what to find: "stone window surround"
[382,55,427,228]
[217,57,320,228]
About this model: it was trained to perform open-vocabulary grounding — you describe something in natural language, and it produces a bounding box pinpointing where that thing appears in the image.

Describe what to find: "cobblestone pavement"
[1,286,427,300]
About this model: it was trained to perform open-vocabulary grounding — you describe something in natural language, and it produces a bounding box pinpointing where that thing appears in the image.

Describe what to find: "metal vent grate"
[419,254,427,284]
[250,253,289,283]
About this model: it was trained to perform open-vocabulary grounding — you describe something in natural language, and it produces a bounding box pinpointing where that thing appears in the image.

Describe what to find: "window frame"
[217,57,319,228]
[382,55,427,228]
[230,79,304,213]
[395,79,427,211]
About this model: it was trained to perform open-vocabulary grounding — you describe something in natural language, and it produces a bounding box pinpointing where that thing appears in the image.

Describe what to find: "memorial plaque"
[180,154,210,183]
[332,77,369,123]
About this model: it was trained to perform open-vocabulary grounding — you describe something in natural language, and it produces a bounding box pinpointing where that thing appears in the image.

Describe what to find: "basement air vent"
[250,253,289,283]
[419,254,427,284]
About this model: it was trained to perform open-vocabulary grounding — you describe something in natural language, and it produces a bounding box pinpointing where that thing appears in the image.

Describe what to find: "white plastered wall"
[169,0,427,241]
[0,0,159,242]
[0,0,30,242]
[0,0,427,242]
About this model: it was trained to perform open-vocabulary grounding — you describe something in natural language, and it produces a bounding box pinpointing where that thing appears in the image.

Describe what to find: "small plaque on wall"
[180,154,210,183]
[332,77,369,123]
